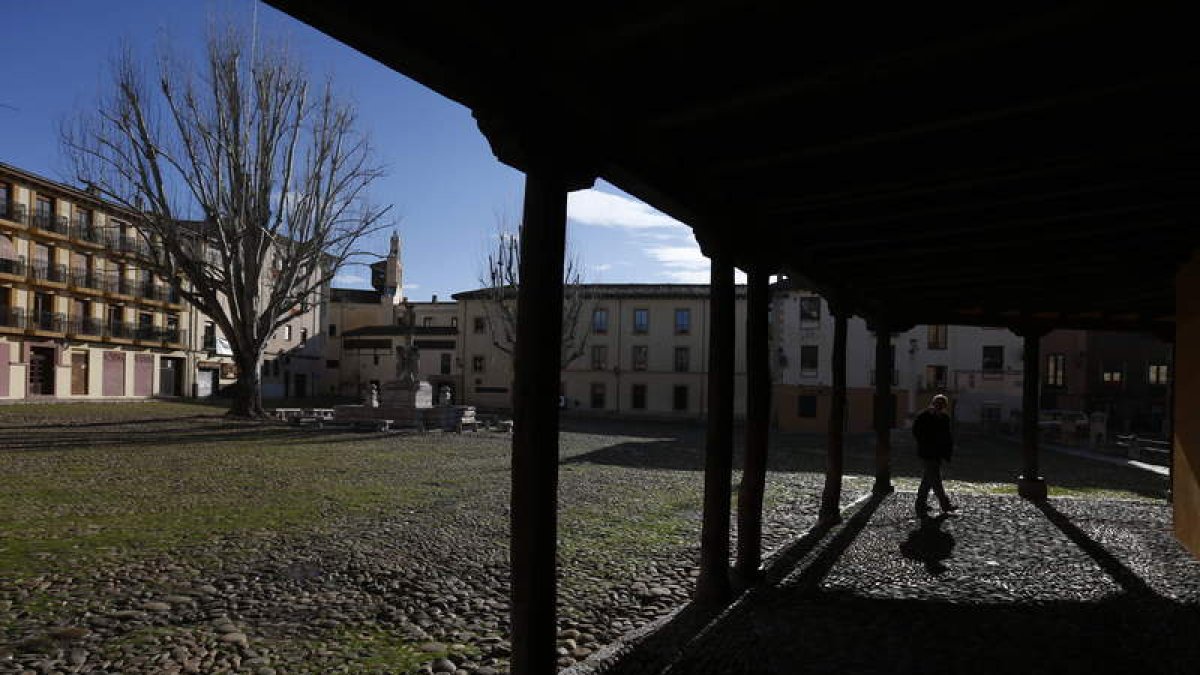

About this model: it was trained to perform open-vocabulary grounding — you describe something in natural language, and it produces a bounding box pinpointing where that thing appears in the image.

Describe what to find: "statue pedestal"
[380,380,433,409]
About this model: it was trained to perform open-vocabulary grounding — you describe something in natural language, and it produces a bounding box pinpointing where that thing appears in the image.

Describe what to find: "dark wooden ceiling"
[267,1,1199,333]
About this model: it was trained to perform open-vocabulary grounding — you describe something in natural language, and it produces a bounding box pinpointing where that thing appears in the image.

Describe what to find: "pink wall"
[134,354,153,397]
[103,351,125,396]
[0,343,8,397]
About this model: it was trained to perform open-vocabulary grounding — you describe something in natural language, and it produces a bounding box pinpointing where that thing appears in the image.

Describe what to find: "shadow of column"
[1034,500,1159,600]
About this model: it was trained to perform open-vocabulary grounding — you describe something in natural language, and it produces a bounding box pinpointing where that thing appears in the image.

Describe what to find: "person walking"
[912,394,958,516]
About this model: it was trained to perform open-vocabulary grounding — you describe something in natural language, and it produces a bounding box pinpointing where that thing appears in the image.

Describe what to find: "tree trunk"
[228,349,265,418]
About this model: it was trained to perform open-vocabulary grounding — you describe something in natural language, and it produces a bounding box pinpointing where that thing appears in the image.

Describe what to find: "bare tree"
[63,28,389,417]
[480,226,592,369]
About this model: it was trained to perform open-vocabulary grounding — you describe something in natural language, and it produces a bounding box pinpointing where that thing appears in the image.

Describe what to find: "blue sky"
[2,0,736,300]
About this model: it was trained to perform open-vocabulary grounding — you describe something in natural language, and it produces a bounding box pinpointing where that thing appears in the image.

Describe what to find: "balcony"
[72,221,107,247]
[31,213,70,237]
[30,261,68,285]
[202,333,217,351]
[67,315,104,338]
[68,269,106,292]
[29,311,66,333]
[0,255,26,277]
[162,327,187,346]
[1,202,28,226]
[0,306,25,330]
[105,321,136,340]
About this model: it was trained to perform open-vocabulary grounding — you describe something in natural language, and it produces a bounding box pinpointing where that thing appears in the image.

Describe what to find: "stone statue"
[395,301,420,389]
[369,383,380,408]
[440,385,452,406]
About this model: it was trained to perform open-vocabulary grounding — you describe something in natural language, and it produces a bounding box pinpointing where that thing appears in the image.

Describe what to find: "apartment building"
[454,284,749,418]
[771,280,1026,432]
[1,163,191,400]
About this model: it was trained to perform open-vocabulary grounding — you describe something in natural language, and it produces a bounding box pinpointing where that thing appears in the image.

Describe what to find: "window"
[633,308,649,334]
[674,346,690,373]
[672,385,689,411]
[441,353,452,375]
[1103,368,1123,385]
[0,182,9,216]
[799,345,819,376]
[591,345,608,370]
[1149,364,1169,385]
[300,328,308,346]
[328,323,337,336]
[35,195,53,224]
[423,316,433,327]
[632,345,648,371]
[75,208,92,230]
[590,382,606,409]
[631,384,647,410]
[674,308,691,335]
[202,320,215,348]
[799,297,821,327]
[472,355,485,373]
[925,365,948,390]
[262,360,271,379]
[450,317,458,328]
[273,360,281,376]
[592,308,608,334]
[797,395,818,418]
[473,316,486,333]
[326,360,340,369]
[1045,354,1066,387]
[284,325,293,341]
[927,325,948,350]
[373,354,380,366]
[982,345,1004,373]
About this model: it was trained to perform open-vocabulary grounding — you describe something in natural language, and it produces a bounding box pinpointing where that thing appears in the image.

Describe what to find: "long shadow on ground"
[593,493,1199,675]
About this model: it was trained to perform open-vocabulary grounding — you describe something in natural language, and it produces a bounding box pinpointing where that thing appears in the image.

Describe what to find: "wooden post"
[735,268,770,584]
[1018,327,1048,499]
[872,323,895,495]
[510,170,568,675]
[819,300,848,523]
[696,249,735,604]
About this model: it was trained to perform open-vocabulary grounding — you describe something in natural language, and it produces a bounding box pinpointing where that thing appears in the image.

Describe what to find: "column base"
[872,480,895,496]
[693,571,733,606]
[1017,476,1048,500]
[816,508,843,527]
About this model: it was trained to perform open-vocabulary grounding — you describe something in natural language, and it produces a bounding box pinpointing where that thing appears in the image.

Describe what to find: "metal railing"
[69,270,105,291]
[32,213,70,235]
[105,321,136,340]
[67,316,104,337]
[0,306,25,329]
[30,262,68,283]
[202,333,217,351]
[2,203,28,224]
[72,221,106,246]
[30,311,66,332]
[0,255,26,276]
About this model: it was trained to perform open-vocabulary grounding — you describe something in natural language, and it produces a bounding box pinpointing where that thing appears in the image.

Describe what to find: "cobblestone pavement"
[597,492,1200,675]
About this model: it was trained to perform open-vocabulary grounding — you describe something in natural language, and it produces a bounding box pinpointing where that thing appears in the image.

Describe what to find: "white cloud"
[590,263,613,272]
[334,273,366,285]
[645,243,749,284]
[567,189,684,231]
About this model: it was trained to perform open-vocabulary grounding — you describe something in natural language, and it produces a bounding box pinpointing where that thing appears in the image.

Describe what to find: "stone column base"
[1018,476,1048,500]
[872,480,895,495]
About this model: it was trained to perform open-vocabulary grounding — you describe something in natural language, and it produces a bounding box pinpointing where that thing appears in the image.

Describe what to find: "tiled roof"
[453,283,747,300]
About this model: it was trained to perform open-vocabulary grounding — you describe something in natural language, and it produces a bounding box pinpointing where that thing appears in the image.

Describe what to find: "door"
[71,353,88,395]
[196,369,215,398]
[159,358,180,396]
[28,347,55,396]
[294,373,307,399]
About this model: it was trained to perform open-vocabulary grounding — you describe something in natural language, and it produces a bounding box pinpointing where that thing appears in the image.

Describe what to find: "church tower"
[371,231,404,305]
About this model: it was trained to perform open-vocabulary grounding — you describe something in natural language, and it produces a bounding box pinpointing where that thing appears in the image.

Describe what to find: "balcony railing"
[31,262,68,284]
[30,311,66,333]
[105,321,136,340]
[67,316,104,337]
[2,203,28,225]
[0,255,26,276]
[163,327,187,345]
[202,333,217,351]
[32,213,70,236]
[72,221,106,246]
[69,270,105,291]
[0,306,25,329]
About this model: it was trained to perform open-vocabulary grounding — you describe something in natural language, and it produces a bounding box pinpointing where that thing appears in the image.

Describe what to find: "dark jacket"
[912,409,953,461]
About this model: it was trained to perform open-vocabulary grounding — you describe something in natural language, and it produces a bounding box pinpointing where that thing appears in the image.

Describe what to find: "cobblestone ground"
[623,492,1200,675]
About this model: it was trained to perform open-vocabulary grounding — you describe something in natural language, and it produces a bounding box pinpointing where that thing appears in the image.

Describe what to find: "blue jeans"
[916,458,950,509]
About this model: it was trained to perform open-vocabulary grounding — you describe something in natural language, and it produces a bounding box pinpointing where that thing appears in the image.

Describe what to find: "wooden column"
[735,268,770,584]
[819,300,848,523]
[1017,327,1049,500]
[872,323,895,495]
[510,170,568,675]
[696,249,735,604]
